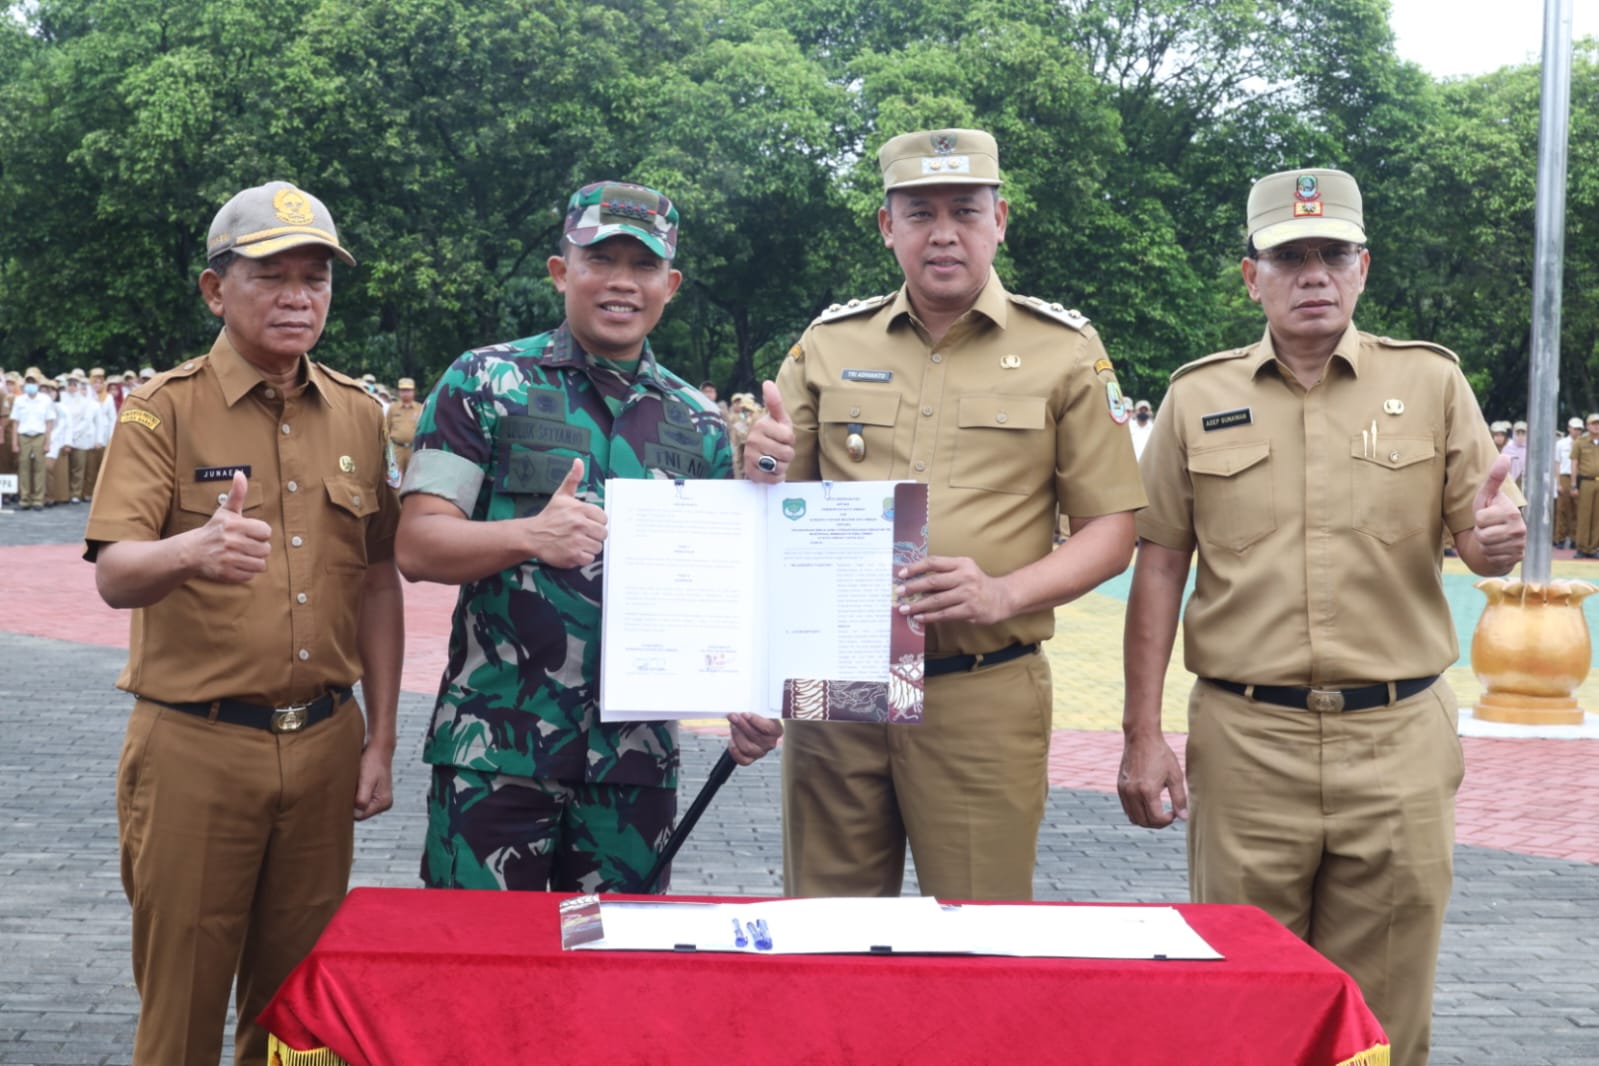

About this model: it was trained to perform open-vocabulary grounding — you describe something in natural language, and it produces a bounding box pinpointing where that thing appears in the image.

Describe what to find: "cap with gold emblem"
[1247,168,1365,251]
[397,377,416,390]
[878,128,1002,192]
[206,181,356,267]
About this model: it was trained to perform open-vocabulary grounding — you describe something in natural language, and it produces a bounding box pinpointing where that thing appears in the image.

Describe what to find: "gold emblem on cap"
[339,455,355,473]
[273,188,314,226]
[1384,398,1405,415]
[1000,354,1021,369]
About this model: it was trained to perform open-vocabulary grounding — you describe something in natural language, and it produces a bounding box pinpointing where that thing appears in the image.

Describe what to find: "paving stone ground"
[1,502,1595,1065]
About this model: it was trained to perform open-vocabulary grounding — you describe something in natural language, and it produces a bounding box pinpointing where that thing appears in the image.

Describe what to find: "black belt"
[141,687,351,733]
[1204,676,1437,713]
[925,643,1038,677]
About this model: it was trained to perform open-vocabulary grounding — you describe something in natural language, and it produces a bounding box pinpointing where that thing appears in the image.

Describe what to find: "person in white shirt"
[63,371,97,501]
[84,367,116,501]
[9,368,55,509]
[1127,398,1155,460]
[1556,416,1582,549]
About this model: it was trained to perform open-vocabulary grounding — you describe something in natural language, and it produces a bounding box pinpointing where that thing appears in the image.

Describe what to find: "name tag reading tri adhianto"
[842,369,893,383]
[1201,408,1253,432]
[194,465,252,482]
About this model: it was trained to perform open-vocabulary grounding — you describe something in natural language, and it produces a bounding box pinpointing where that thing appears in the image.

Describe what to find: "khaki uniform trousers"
[1577,480,1599,554]
[15,434,45,505]
[67,443,88,498]
[82,444,104,500]
[1555,476,1576,545]
[1186,678,1463,1066]
[118,697,364,1066]
[0,423,15,475]
[46,451,69,502]
[393,441,413,477]
[782,649,1052,901]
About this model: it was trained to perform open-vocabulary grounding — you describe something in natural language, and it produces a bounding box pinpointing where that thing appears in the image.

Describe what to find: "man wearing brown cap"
[384,375,422,477]
[1119,168,1525,1065]
[1555,415,1583,548]
[744,128,1144,902]
[395,181,779,896]
[85,181,403,1066]
[1574,413,1599,557]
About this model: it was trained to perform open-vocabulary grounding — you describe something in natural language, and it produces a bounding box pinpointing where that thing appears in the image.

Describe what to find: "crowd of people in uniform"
[32,128,1539,1066]
[1484,413,1599,556]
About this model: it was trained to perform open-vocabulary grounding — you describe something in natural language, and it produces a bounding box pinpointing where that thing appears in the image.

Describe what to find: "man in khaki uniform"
[85,181,403,1066]
[746,128,1145,901]
[1573,413,1599,557]
[0,371,16,477]
[10,367,54,508]
[384,375,421,476]
[1119,168,1525,1066]
[1554,416,1582,548]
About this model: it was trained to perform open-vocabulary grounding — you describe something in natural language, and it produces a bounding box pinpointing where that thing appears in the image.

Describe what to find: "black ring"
[756,455,778,473]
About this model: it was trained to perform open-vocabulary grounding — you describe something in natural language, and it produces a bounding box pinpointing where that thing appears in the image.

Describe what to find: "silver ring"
[756,454,778,474]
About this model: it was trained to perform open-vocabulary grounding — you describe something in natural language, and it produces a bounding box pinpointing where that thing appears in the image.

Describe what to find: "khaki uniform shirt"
[85,332,400,707]
[1574,433,1599,481]
[384,399,421,449]
[777,271,1146,656]
[1137,324,1504,686]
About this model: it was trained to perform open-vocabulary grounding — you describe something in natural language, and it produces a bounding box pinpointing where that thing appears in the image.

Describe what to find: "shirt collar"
[538,323,674,395]
[1250,322,1363,380]
[210,330,321,407]
[884,269,1011,334]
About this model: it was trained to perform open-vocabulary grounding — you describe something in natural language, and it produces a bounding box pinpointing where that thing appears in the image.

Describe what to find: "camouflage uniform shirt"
[402,324,732,788]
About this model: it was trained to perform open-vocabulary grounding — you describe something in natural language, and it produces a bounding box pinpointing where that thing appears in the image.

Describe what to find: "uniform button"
[913,460,926,472]
[1389,451,1400,462]
[996,412,1009,424]
[921,405,933,416]
[287,480,298,493]
[264,388,276,399]
[352,494,362,506]
[281,424,291,435]
[298,649,310,661]
[216,492,228,506]
[183,361,195,370]
[291,535,303,547]
[930,353,943,364]
[296,592,308,604]
[849,407,861,418]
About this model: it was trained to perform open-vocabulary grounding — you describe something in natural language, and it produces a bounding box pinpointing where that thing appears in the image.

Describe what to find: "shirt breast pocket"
[950,395,1049,495]
[818,389,899,479]
[322,475,379,569]
[1188,440,1275,552]
[1350,436,1437,544]
[174,478,264,535]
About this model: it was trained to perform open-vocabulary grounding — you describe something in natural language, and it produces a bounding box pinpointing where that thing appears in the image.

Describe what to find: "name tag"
[1201,408,1252,432]
[842,369,893,383]
[195,464,251,482]
[644,442,710,479]
[499,415,590,451]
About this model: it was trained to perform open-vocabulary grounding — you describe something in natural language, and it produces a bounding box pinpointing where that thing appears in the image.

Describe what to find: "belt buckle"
[1306,689,1345,713]
[271,704,310,733]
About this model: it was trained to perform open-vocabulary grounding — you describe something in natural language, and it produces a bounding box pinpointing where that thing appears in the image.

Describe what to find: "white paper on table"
[938,904,1222,959]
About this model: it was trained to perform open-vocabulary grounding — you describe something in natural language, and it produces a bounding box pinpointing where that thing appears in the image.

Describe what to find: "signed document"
[600,479,928,723]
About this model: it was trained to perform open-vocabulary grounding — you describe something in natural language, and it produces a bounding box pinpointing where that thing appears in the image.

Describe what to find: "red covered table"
[262,888,1388,1066]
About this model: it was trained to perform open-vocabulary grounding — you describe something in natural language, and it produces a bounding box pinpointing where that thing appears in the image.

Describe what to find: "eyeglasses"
[1254,243,1365,271]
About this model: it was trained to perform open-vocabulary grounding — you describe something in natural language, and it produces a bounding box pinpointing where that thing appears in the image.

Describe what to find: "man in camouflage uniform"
[396,182,781,893]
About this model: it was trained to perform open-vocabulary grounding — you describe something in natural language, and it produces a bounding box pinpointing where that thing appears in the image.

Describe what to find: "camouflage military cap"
[563,182,678,259]
[206,181,356,266]
[879,128,1002,191]
[1248,168,1365,251]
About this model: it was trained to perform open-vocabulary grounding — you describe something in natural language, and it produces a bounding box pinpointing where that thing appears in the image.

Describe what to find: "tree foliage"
[0,0,1594,417]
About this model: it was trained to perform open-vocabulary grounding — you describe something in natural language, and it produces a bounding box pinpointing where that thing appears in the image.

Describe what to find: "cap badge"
[1000,354,1021,369]
[1383,398,1405,415]
[339,455,356,473]
[272,188,314,226]
[1294,175,1320,202]
[931,134,956,155]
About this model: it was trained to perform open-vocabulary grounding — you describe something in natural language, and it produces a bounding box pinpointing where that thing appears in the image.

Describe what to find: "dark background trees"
[1,0,1594,419]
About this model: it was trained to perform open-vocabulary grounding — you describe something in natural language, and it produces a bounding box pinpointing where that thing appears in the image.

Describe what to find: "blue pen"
[732,917,749,948]
[753,918,773,951]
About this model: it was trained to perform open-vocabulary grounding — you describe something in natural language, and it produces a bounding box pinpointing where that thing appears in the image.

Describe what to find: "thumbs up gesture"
[521,457,607,568]
[744,380,795,482]
[197,471,273,582]
[1469,453,1526,572]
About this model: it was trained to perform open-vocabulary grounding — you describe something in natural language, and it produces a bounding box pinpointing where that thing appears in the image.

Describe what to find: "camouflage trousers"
[421,765,677,893]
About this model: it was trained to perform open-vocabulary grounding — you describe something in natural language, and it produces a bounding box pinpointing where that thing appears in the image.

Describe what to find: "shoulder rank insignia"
[1011,294,1089,330]
[816,294,891,324]
[1374,335,1459,363]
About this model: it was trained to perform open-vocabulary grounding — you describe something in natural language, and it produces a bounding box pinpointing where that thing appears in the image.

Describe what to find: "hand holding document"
[600,478,929,723]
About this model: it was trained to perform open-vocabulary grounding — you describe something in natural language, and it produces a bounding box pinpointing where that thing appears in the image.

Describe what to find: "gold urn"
[1471,579,1596,725]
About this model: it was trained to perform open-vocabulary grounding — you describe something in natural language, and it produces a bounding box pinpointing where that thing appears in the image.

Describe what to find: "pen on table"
[754,918,772,951]
[732,917,748,948]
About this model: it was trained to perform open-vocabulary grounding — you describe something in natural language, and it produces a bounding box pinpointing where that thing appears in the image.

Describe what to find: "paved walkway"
[0,502,1595,1064]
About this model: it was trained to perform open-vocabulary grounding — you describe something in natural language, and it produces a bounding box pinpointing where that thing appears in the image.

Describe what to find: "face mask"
[23,383,38,396]
[1136,413,1150,424]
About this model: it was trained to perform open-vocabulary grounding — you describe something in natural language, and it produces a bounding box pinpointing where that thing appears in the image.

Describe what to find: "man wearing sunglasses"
[1118,168,1525,1065]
